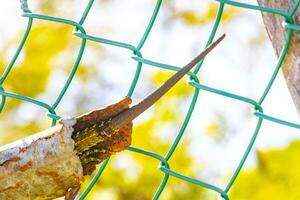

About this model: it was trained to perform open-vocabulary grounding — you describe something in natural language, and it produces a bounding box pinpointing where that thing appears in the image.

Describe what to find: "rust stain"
[17,161,32,172]
[36,170,60,178]
[0,156,20,167]
[35,170,61,185]
[0,180,22,192]
[19,146,29,153]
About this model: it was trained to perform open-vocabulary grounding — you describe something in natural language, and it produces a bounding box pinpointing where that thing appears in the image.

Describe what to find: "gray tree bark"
[257,0,300,114]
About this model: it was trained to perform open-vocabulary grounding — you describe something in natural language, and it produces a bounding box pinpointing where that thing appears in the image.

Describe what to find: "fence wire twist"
[1,0,299,199]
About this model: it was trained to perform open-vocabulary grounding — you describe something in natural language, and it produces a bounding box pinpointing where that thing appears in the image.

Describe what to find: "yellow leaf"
[177,2,240,26]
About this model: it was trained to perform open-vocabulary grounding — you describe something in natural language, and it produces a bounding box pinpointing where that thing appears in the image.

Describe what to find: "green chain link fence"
[1,0,300,199]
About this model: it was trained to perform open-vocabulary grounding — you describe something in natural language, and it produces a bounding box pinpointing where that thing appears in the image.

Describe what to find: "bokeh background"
[0,0,300,199]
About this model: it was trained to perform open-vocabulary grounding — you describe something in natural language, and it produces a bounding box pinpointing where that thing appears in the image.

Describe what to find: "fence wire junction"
[1,0,300,199]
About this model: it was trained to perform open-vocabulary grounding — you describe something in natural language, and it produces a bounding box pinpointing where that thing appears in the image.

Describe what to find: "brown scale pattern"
[71,97,133,175]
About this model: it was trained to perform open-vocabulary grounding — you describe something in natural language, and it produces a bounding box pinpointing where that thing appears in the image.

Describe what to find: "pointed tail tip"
[211,33,226,48]
[217,33,226,43]
[192,33,226,65]
[220,33,226,39]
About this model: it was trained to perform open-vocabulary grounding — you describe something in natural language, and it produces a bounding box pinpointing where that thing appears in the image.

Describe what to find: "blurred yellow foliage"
[230,140,300,200]
[81,70,206,199]
[206,122,219,136]
[0,121,42,145]
[205,113,227,143]
[81,117,206,200]
[0,23,72,109]
[151,71,192,98]
[177,2,239,26]
[0,1,298,200]
[150,71,193,123]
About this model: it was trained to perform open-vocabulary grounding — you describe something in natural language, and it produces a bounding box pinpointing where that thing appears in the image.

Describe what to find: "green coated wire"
[22,13,87,111]
[0,16,33,112]
[216,0,290,19]
[127,0,163,97]
[189,82,262,111]
[0,18,32,112]
[193,2,225,74]
[78,0,94,26]
[289,0,300,16]
[160,166,228,199]
[0,90,53,111]
[0,87,6,112]
[128,146,171,199]
[0,18,32,85]
[258,30,293,105]
[131,56,201,199]
[0,89,57,126]
[225,118,263,192]
[77,0,163,197]
[136,0,162,50]
[283,21,300,31]
[254,112,300,129]
[188,82,265,192]
[74,33,139,53]
[149,5,227,197]
[79,158,110,200]
[131,56,199,81]
[0,0,298,199]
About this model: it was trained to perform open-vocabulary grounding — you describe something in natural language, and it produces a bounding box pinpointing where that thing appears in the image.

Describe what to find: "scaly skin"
[71,34,225,176]
[72,116,132,175]
[65,34,225,200]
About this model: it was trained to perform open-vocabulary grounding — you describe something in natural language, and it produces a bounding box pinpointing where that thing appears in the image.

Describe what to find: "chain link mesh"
[1,0,299,199]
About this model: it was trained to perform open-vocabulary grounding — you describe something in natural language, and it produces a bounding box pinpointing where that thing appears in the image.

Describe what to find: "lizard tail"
[110,34,226,128]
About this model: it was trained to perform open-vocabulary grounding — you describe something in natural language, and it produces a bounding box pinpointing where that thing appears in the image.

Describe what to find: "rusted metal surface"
[0,118,83,200]
[0,97,133,199]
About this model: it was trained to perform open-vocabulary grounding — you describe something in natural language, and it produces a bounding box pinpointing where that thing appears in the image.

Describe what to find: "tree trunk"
[257,0,300,114]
